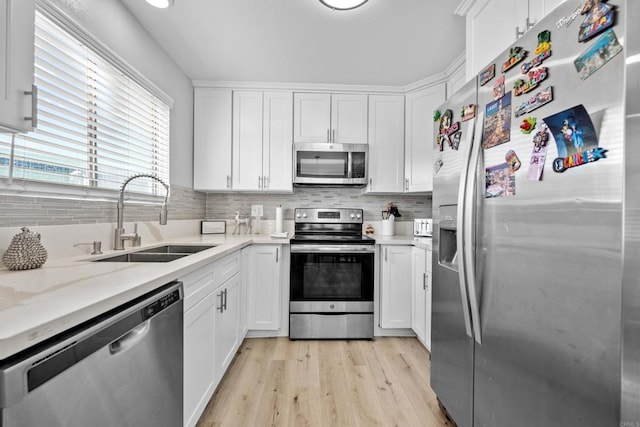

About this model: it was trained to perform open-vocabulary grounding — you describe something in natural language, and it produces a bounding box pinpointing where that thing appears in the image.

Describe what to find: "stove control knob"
[296,212,301,218]
[350,213,355,219]
[356,214,361,219]
[302,213,307,218]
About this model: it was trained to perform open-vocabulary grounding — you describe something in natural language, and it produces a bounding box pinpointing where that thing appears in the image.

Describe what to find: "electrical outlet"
[251,205,263,217]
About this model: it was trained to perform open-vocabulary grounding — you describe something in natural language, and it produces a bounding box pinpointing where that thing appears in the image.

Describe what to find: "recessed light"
[319,0,368,11]
[146,0,174,8]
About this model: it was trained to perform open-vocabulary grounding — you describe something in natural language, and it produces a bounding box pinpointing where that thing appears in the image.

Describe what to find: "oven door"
[289,244,374,303]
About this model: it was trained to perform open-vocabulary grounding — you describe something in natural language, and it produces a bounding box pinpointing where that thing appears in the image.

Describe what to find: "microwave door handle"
[347,151,353,178]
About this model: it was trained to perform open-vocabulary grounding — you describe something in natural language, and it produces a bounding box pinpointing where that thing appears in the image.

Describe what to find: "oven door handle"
[290,245,376,253]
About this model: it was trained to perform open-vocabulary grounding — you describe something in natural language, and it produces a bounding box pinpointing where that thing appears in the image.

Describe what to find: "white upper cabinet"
[447,63,467,99]
[232,91,263,191]
[293,93,368,144]
[404,83,445,193]
[0,0,35,133]
[262,91,293,192]
[193,88,233,191]
[461,0,565,77]
[196,89,292,193]
[232,90,293,192]
[364,94,405,194]
[331,94,368,144]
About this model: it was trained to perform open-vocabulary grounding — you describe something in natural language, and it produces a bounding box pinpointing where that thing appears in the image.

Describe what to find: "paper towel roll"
[275,206,283,233]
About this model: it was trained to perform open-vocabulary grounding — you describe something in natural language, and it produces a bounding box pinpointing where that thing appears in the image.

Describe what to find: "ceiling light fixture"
[146,0,174,8]
[319,0,368,11]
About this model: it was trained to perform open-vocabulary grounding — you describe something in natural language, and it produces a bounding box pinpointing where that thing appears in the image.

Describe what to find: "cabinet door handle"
[226,174,231,189]
[369,177,372,187]
[222,288,228,311]
[275,247,279,263]
[423,273,427,290]
[263,175,269,189]
[516,17,535,39]
[332,129,335,143]
[258,176,262,189]
[384,247,388,262]
[327,129,330,143]
[24,84,38,128]
[217,291,224,313]
[405,178,410,191]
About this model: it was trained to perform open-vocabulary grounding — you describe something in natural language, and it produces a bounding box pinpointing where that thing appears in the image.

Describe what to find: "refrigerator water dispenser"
[438,205,458,268]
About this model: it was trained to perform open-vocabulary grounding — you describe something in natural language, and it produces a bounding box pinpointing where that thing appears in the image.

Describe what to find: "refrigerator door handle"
[465,111,483,345]
[456,120,476,340]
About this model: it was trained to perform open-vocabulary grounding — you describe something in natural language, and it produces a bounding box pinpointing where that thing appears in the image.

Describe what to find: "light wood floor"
[196,337,453,427]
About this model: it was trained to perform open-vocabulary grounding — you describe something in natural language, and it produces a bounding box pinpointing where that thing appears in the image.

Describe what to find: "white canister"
[381,217,395,236]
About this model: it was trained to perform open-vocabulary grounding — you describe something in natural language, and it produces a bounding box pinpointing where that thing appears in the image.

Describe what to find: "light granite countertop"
[0,233,429,360]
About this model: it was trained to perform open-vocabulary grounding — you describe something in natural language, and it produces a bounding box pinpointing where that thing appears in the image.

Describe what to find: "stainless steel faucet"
[114,174,170,250]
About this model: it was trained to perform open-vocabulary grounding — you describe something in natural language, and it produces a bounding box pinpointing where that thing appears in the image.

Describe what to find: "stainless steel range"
[289,208,375,339]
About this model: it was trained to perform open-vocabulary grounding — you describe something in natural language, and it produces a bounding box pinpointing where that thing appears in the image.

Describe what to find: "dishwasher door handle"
[109,321,150,355]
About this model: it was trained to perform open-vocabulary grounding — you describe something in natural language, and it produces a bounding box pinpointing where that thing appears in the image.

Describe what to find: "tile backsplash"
[0,185,206,228]
[206,187,432,222]
[0,185,431,229]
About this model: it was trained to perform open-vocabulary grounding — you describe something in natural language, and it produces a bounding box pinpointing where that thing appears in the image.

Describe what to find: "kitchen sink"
[91,245,216,263]
[136,244,217,254]
[93,253,189,263]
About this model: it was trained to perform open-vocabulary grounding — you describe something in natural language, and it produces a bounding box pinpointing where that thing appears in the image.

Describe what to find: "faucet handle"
[133,223,141,247]
[91,241,103,255]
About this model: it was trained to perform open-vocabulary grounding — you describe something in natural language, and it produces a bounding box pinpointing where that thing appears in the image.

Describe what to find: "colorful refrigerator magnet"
[485,162,515,198]
[520,117,537,134]
[505,150,521,172]
[450,132,462,150]
[574,29,622,80]
[483,92,512,149]
[502,46,528,73]
[461,104,477,121]
[527,123,550,181]
[578,0,615,42]
[493,76,505,100]
[543,104,607,173]
[437,109,454,151]
[480,64,496,86]
[521,30,552,73]
[556,5,584,30]
[513,67,549,96]
[514,86,553,117]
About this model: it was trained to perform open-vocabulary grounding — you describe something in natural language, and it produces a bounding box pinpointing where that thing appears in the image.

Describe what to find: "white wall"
[47,0,194,187]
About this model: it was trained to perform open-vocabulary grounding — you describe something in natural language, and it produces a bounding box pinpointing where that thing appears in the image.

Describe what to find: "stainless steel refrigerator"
[431,1,639,426]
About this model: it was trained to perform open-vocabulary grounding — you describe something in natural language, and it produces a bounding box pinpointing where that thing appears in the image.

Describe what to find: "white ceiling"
[121,0,466,87]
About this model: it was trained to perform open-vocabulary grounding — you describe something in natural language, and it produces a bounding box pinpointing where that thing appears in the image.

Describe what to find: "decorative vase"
[2,227,48,271]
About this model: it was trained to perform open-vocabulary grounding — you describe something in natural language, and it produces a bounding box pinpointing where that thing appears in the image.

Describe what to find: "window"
[0,7,171,199]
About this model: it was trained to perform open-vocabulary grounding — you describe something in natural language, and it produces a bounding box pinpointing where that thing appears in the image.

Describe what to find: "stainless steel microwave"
[293,142,368,186]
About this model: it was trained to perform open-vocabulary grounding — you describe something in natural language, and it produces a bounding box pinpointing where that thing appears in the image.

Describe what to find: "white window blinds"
[0,9,170,198]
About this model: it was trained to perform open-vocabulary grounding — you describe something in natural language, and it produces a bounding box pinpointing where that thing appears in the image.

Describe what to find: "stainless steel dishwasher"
[0,281,183,427]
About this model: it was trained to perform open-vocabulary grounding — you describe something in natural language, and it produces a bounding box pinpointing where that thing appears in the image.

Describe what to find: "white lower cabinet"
[379,245,413,329]
[182,252,244,427]
[411,246,433,350]
[245,245,282,330]
[183,264,217,427]
[213,272,241,384]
